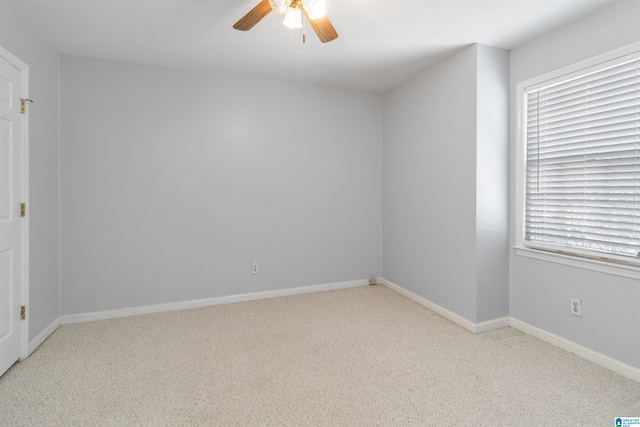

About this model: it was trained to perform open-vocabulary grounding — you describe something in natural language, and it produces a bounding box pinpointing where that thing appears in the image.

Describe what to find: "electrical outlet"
[251,262,259,275]
[570,298,582,317]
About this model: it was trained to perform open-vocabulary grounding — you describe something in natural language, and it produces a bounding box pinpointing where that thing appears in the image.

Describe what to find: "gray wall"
[381,44,509,324]
[509,0,640,368]
[0,4,61,340]
[382,45,478,321]
[60,55,382,315]
[475,45,510,323]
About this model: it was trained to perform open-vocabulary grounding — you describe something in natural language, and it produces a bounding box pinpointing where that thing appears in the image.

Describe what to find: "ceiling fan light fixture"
[233,0,338,43]
[282,6,302,29]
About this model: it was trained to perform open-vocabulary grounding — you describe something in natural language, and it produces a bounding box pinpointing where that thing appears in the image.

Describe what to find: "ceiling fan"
[233,0,338,43]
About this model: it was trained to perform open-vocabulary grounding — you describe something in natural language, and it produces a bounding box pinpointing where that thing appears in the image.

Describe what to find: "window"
[516,45,640,277]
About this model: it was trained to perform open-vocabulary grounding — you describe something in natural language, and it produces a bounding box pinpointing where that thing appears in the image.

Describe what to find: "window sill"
[514,246,639,280]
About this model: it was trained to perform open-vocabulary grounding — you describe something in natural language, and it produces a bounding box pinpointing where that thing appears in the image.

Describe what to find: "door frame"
[1,45,30,360]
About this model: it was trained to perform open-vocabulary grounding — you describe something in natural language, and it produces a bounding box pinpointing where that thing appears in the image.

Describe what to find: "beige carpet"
[1,285,639,426]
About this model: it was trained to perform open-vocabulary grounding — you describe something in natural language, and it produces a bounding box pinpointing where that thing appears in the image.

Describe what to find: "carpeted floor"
[1,285,639,426]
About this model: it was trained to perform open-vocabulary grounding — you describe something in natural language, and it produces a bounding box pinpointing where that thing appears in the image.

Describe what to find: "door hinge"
[20,98,33,114]
[20,202,26,217]
[20,306,26,320]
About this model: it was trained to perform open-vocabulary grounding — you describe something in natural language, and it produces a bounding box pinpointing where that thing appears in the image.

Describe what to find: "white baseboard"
[60,279,369,325]
[382,278,640,382]
[26,317,61,358]
[476,316,511,333]
[29,278,640,383]
[380,278,509,334]
[510,317,640,383]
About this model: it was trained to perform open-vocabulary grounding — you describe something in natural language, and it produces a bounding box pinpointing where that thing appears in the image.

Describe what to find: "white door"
[0,47,28,377]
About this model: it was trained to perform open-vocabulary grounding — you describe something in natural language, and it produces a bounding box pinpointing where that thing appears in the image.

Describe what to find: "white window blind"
[524,55,640,262]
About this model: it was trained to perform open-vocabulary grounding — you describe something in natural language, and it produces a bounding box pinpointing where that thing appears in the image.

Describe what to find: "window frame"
[515,42,640,279]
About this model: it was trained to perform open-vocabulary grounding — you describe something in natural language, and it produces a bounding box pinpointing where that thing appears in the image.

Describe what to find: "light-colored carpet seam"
[1,285,638,426]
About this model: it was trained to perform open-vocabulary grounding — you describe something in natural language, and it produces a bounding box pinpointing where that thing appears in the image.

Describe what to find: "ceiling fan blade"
[233,0,273,31]
[303,9,338,43]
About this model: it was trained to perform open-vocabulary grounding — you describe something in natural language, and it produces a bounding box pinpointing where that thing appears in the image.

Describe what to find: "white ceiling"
[7,0,614,93]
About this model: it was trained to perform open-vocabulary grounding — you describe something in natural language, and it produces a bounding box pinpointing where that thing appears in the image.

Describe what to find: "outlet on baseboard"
[570,298,582,317]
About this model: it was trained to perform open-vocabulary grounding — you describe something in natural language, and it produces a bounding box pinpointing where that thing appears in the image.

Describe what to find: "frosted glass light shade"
[283,7,302,29]
[269,0,291,15]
